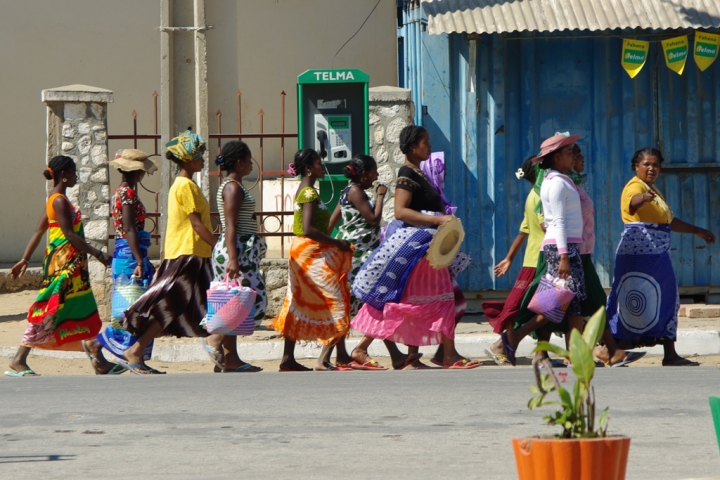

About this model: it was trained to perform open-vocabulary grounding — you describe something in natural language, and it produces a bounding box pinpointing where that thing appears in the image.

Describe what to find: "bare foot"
[279,360,311,372]
[392,352,423,370]
[351,348,373,365]
[594,345,626,365]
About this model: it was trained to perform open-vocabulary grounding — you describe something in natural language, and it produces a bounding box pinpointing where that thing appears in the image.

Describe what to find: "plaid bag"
[528,274,576,323]
[203,279,256,335]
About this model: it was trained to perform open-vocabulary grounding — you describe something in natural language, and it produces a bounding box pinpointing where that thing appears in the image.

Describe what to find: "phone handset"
[316,127,328,160]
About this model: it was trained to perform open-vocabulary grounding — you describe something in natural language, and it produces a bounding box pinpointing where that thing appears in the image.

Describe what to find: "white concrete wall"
[0,0,398,263]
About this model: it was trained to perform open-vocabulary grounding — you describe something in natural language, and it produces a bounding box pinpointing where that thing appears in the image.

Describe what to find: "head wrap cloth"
[165,130,206,162]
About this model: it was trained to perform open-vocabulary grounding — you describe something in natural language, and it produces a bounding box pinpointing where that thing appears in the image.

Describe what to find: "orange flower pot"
[512,436,631,480]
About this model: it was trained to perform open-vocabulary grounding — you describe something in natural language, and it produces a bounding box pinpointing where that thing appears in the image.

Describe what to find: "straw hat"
[109,149,158,174]
[530,132,579,164]
[427,216,466,269]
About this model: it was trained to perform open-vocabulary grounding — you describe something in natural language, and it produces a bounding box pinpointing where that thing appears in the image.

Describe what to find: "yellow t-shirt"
[164,176,213,259]
[620,176,673,224]
[519,190,545,268]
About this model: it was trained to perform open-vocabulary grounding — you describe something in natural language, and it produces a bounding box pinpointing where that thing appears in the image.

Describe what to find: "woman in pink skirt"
[351,126,480,369]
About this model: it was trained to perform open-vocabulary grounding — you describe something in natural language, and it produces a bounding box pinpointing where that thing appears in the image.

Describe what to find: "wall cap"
[369,86,411,103]
[42,85,115,103]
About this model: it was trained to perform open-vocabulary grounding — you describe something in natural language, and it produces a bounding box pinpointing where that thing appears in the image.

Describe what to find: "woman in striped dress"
[204,141,266,372]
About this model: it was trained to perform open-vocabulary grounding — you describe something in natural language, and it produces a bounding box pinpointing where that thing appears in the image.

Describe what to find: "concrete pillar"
[368,86,415,224]
[41,84,114,320]
[158,0,210,255]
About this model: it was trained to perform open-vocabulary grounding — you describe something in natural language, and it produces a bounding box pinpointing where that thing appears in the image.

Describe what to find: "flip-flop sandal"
[82,340,126,375]
[608,351,646,368]
[662,357,700,367]
[444,359,481,370]
[222,364,263,373]
[429,358,443,367]
[114,358,165,375]
[332,364,354,371]
[500,332,517,366]
[200,338,224,370]
[484,348,509,366]
[4,369,39,377]
[348,360,388,371]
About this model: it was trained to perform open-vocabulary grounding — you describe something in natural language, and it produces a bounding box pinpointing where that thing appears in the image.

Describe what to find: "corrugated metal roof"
[421,0,720,35]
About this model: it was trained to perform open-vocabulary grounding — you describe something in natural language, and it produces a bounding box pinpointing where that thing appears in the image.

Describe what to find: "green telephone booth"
[297,69,370,230]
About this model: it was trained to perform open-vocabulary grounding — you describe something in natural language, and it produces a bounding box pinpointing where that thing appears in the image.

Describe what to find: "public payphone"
[297,69,370,232]
[297,69,369,167]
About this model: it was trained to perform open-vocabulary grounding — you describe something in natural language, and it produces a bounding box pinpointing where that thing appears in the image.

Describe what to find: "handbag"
[527,274,576,323]
[203,277,256,335]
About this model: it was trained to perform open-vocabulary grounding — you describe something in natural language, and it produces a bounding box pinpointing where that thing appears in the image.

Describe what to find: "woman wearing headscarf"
[117,129,216,374]
[81,149,158,374]
[271,148,354,372]
[208,140,266,372]
[500,133,587,366]
[351,126,480,369]
[604,147,715,366]
[6,156,111,377]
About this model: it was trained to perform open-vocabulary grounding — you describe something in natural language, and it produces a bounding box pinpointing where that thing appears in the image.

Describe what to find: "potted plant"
[512,307,631,480]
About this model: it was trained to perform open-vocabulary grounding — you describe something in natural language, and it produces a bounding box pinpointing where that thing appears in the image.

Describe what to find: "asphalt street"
[1,367,719,479]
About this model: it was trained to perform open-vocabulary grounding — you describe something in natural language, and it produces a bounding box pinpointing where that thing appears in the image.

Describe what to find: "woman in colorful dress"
[351,126,480,369]
[325,154,397,370]
[482,157,542,364]
[500,133,587,366]
[118,129,216,374]
[207,140,265,372]
[272,148,353,372]
[604,147,715,366]
[6,156,111,377]
[80,149,158,374]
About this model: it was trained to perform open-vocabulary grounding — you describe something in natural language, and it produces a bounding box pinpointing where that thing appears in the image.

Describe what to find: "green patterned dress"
[336,185,381,316]
[211,178,268,327]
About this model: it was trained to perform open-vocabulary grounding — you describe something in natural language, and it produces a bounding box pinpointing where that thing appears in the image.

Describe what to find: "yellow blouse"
[621,176,674,224]
[164,176,213,259]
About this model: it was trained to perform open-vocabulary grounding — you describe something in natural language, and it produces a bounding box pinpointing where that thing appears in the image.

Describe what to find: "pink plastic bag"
[527,274,576,323]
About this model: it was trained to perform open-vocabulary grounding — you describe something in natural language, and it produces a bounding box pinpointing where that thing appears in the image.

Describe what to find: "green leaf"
[599,407,610,436]
[528,395,545,410]
[569,329,595,384]
[533,341,570,359]
[582,306,607,347]
[557,386,573,409]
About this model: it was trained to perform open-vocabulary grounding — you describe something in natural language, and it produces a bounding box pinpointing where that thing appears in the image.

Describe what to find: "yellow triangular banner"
[621,39,649,78]
[694,31,720,72]
[662,35,689,75]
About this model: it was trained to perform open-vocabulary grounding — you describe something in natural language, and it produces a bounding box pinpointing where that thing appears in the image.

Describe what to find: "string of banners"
[621,32,720,78]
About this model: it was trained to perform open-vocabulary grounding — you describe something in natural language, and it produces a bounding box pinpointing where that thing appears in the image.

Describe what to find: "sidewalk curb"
[1,329,718,363]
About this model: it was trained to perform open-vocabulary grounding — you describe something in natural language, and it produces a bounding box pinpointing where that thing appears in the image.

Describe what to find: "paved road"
[1,367,719,479]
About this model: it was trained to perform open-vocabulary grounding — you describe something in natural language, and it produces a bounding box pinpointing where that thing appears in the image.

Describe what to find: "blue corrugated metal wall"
[416,30,720,292]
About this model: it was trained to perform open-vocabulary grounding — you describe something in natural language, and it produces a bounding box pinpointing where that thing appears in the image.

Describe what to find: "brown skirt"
[123,255,212,338]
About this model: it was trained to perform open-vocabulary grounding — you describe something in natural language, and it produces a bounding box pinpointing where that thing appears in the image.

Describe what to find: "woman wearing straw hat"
[6,156,111,377]
[81,149,158,374]
[116,129,217,374]
[500,132,587,366]
[351,126,480,369]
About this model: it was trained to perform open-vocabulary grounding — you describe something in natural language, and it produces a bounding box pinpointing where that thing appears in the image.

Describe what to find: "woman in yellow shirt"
[604,147,715,366]
[118,130,217,374]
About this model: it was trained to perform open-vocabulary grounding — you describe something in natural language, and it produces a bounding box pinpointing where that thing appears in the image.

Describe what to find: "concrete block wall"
[42,85,114,320]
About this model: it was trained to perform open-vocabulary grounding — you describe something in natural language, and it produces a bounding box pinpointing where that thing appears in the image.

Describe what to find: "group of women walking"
[483,133,715,368]
[5,126,715,376]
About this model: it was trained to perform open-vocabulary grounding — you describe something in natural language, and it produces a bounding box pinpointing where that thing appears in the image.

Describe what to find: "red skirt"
[482,266,536,334]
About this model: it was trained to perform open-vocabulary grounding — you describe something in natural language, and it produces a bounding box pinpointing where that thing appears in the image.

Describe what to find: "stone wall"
[42,85,114,320]
[368,86,415,224]
[261,259,290,319]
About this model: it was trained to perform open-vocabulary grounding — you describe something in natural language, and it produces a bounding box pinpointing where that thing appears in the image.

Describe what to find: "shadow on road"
[0,454,76,464]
